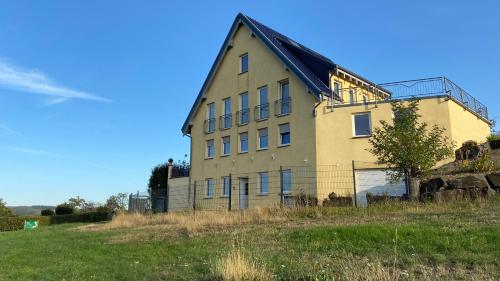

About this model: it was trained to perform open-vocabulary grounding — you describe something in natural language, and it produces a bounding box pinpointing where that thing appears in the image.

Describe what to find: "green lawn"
[0,199,499,281]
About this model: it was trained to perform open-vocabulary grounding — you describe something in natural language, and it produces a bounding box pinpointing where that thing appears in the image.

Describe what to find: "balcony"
[219,114,232,130]
[275,97,291,116]
[254,103,269,121]
[204,118,216,134]
[236,108,250,126]
[329,77,489,121]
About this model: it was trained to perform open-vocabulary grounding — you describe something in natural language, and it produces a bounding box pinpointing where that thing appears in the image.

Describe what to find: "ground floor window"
[259,172,269,194]
[205,178,214,198]
[281,169,292,193]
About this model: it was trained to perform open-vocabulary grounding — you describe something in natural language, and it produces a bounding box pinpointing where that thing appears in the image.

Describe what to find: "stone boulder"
[446,175,489,190]
[485,173,500,192]
[434,189,463,203]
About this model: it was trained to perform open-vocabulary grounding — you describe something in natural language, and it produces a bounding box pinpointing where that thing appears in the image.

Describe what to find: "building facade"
[181,14,491,210]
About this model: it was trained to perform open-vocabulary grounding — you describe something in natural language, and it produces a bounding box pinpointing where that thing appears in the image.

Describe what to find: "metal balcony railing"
[204,118,216,134]
[219,114,232,130]
[254,103,269,121]
[236,108,250,126]
[329,77,489,121]
[379,77,488,120]
[275,97,291,116]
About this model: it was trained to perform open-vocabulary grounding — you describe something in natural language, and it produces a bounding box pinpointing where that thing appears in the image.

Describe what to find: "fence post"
[351,160,357,208]
[228,174,232,211]
[279,166,284,208]
[193,181,197,211]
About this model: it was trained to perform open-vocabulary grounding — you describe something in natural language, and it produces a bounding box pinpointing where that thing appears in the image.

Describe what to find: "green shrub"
[41,209,54,216]
[0,215,50,232]
[49,211,111,225]
[455,153,497,173]
[487,134,500,142]
[55,203,74,215]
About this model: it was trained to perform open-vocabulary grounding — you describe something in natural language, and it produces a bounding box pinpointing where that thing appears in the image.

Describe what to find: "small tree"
[68,196,86,211]
[148,162,169,193]
[105,193,128,211]
[0,198,13,216]
[369,99,454,200]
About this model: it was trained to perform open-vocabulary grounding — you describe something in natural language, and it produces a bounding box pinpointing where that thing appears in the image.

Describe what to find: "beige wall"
[187,23,491,209]
[168,177,190,212]
[447,99,491,147]
[189,24,318,209]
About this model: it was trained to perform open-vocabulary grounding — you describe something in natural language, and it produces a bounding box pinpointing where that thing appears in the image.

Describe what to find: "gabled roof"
[182,13,379,135]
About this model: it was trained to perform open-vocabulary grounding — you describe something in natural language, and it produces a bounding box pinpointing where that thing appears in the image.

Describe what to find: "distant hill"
[8,205,55,216]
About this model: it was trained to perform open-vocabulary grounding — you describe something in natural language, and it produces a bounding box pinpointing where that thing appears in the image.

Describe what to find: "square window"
[279,123,290,146]
[239,132,248,153]
[240,54,248,73]
[222,136,231,155]
[353,113,371,137]
[206,178,214,198]
[259,172,269,194]
[222,176,230,197]
[281,169,292,193]
[206,139,214,159]
[258,128,268,149]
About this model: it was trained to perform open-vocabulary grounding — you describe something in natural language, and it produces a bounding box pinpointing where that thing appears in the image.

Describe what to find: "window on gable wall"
[239,132,248,153]
[206,139,214,159]
[279,123,291,146]
[240,54,248,73]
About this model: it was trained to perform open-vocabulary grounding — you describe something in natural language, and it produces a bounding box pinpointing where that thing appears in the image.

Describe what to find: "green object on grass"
[24,220,38,230]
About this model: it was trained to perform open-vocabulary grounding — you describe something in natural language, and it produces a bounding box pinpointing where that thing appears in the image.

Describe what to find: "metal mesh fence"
[148,163,409,212]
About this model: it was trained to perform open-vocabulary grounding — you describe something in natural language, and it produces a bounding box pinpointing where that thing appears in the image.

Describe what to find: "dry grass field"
[1,198,499,280]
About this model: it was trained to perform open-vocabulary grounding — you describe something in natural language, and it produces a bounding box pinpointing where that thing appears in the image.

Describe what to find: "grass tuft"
[214,248,273,281]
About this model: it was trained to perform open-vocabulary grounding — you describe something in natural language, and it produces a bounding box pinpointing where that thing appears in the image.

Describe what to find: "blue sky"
[0,1,498,206]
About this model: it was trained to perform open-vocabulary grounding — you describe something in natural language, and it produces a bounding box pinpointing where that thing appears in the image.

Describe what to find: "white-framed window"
[205,178,214,198]
[222,136,231,155]
[258,128,268,149]
[258,86,269,120]
[239,132,248,153]
[222,176,230,197]
[222,97,231,129]
[259,172,269,195]
[362,94,368,104]
[349,89,356,104]
[279,123,291,146]
[207,103,215,133]
[333,81,341,96]
[279,80,290,115]
[206,139,214,159]
[239,92,249,125]
[353,112,372,137]
[240,53,248,73]
[281,169,292,193]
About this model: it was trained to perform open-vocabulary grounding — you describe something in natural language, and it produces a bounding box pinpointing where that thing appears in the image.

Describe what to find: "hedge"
[49,211,111,225]
[0,211,111,232]
[0,215,50,232]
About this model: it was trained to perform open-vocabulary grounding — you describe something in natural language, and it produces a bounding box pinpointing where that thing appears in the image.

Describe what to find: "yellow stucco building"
[181,14,491,209]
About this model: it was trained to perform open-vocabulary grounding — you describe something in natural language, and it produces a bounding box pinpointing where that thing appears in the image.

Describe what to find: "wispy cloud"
[0,59,112,104]
[2,146,123,172]
[2,146,63,158]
